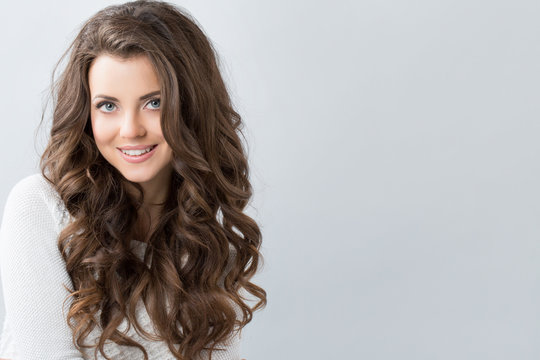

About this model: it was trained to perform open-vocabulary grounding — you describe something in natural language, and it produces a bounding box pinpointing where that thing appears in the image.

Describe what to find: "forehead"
[88,54,160,97]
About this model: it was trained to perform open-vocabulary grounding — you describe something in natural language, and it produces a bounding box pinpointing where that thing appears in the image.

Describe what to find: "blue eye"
[146,98,160,110]
[97,102,116,112]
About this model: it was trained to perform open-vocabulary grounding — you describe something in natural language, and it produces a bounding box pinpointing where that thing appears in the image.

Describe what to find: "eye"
[97,102,116,113]
[146,98,161,110]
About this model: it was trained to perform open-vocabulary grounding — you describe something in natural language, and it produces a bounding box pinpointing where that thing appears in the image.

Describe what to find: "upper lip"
[117,144,157,150]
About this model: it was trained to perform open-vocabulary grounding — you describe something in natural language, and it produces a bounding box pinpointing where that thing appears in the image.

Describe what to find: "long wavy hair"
[39,1,266,359]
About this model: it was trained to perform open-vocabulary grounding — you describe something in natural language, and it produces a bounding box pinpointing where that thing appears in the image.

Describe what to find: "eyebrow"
[92,90,161,102]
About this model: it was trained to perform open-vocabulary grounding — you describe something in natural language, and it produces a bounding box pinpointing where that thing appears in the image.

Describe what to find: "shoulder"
[2,173,69,232]
[5,173,59,212]
[6,173,50,199]
[0,173,71,263]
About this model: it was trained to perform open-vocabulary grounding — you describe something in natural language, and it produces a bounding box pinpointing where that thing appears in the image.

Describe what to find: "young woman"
[0,1,266,359]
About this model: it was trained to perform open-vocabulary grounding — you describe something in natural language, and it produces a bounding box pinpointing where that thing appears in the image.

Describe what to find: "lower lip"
[118,145,158,163]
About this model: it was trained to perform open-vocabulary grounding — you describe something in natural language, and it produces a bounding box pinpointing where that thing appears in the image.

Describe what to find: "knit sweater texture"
[0,174,241,359]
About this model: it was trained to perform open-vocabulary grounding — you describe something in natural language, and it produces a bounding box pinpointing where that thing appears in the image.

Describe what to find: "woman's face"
[89,54,173,197]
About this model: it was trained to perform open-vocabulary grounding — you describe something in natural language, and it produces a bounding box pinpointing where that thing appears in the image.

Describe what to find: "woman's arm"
[0,175,85,360]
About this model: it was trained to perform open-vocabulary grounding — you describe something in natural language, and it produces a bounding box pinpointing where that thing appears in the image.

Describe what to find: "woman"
[0,1,266,359]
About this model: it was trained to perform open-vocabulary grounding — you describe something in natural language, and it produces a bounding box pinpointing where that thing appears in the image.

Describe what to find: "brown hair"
[39,1,266,359]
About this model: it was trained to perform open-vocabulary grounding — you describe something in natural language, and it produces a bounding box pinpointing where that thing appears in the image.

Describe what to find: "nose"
[119,111,146,138]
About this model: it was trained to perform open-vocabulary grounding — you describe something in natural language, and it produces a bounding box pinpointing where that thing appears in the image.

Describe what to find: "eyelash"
[96,98,161,113]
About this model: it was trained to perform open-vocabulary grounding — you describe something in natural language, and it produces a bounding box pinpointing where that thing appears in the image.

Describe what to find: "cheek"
[162,144,174,162]
[91,117,116,146]
[154,125,172,157]
[151,120,165,139]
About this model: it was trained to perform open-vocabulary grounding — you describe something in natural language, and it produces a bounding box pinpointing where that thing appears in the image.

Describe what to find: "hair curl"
[39,1,266,359]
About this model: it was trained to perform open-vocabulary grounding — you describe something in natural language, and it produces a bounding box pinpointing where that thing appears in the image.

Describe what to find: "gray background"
[1,0,540,359]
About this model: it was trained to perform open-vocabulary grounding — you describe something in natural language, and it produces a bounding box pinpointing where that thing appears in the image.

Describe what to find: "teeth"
[121,146,154,156]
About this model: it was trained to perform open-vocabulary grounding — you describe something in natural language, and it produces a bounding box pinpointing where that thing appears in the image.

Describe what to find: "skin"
[88,53,174,240]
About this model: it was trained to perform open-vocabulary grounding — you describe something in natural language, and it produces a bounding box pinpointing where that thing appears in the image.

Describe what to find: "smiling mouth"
[119,145,157,156]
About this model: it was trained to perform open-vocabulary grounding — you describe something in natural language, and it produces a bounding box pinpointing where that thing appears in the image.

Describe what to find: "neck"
[124,167,173,242]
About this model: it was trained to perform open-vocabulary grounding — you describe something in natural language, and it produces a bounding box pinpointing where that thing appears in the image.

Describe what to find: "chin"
[120,170,159,184]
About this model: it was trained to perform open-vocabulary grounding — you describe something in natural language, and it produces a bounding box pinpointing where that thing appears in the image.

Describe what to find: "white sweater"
[0,174,241,360]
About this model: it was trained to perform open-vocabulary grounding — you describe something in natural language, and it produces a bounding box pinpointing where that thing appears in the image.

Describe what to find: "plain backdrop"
[1,0,540,359]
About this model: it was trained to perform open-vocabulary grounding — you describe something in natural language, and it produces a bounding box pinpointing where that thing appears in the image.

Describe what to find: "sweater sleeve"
[0,175,85,360]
